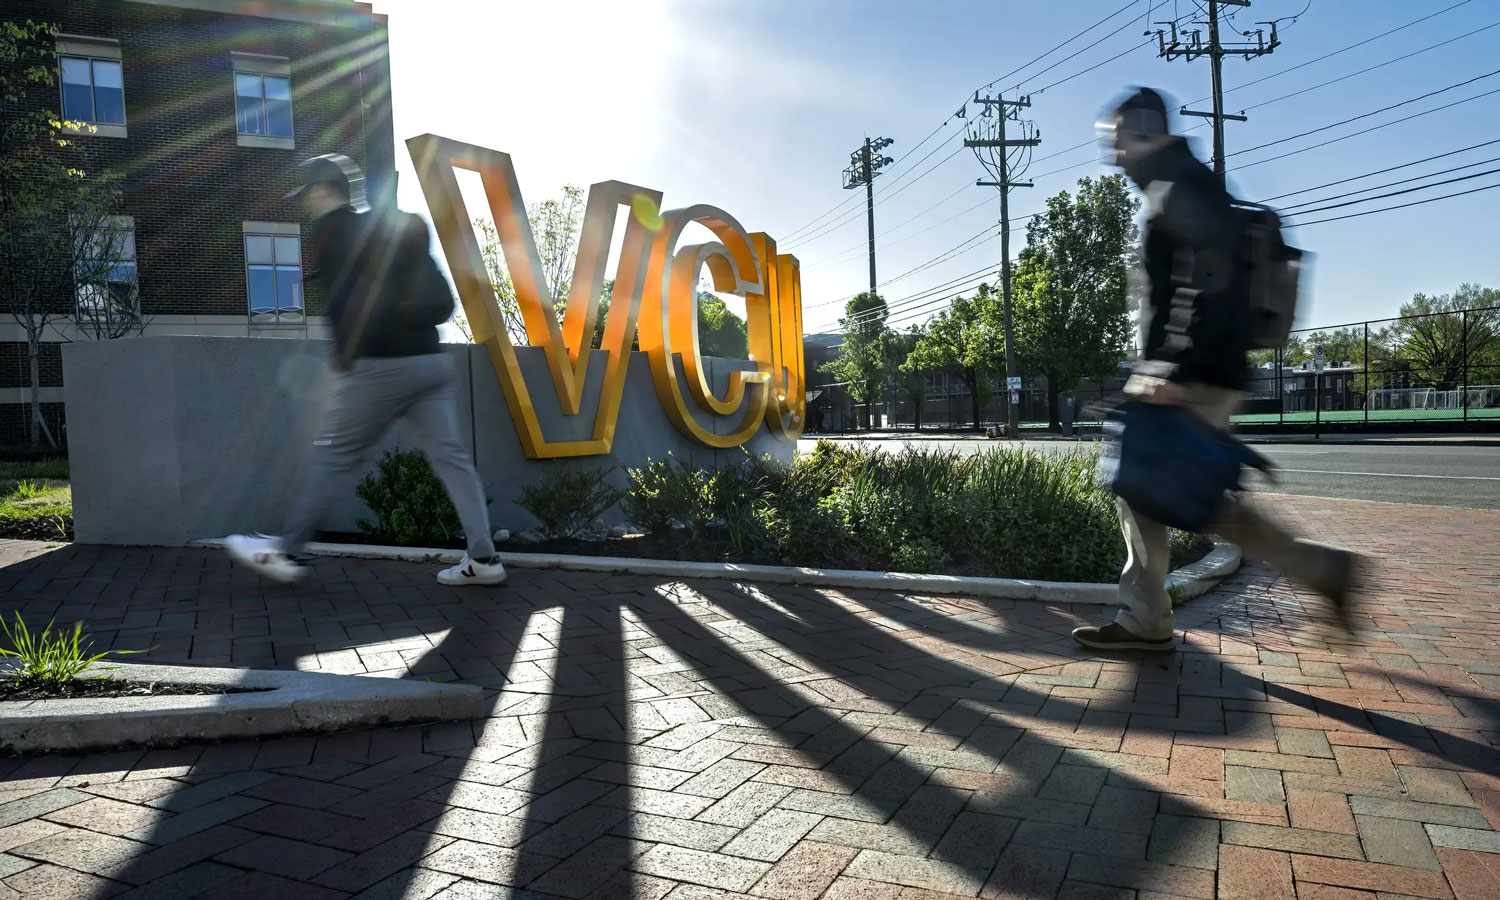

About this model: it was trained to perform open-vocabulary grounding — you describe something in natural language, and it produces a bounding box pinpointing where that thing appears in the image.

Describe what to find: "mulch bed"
[0,515,73,542]
[1,679,270,702]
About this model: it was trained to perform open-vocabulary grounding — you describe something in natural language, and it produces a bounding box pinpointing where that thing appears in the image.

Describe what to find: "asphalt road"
[797,437,1500,510]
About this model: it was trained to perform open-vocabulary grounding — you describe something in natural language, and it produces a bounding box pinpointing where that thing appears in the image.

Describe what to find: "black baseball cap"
[283,153,365,203]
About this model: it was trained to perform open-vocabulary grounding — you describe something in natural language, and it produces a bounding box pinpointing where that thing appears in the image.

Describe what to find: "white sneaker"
[438,555,508,586]
[225,534,304,583]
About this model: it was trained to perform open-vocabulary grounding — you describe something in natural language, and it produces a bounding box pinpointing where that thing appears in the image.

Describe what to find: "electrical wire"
[1284,179,1500,229]
[1235,83,1500,171]
[1277,154,1500,212]
[1228,66,1500,159]
[1284,165,1500,218]
[979,0,1143,93]
[1188,0,1475,106]
[1259,136,1500,203]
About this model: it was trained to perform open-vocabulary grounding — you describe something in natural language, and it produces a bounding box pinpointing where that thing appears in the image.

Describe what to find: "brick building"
[1,0,394,448]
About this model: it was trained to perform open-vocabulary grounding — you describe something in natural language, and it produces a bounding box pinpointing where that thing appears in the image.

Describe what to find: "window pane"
[273,236,299,264]
[264,97,292,137]
[245,235,274,264]
[235,72,263,97]
[263,76,292,136]
[275,266,303,312]
[91,60,125,124]
[248,265,277,313]
[234,73,263,134]
[60,57,94,121]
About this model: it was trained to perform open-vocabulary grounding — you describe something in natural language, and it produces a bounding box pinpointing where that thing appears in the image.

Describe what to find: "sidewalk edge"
[193,539,1242,606]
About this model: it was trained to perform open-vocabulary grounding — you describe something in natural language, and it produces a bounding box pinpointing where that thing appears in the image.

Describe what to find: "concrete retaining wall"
[62,336,792,546]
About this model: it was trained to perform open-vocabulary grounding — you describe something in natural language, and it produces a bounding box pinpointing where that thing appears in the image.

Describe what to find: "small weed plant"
[0,613,143,685]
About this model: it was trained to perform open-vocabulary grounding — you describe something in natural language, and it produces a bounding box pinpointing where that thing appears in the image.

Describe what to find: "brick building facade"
[1,0,395,448]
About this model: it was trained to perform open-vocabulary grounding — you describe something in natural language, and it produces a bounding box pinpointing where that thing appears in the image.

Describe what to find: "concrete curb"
[0,662,485,755]
[195,538,1242,607]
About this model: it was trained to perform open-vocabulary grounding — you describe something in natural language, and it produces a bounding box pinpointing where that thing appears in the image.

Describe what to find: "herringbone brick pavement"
[1,493,1498,899]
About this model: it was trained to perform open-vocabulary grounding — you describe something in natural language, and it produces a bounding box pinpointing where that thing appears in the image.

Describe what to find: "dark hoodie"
[1131,136,1251,390]
[310,206,449,369]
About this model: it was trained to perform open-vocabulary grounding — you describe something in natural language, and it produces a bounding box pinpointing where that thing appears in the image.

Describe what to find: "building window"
[231,53,293,149]
[75,217,138,323]
[235,73,292,137]
[244,228,303,324]
[56,35,125,137]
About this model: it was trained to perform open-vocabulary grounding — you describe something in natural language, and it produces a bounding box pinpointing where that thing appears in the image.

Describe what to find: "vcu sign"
[408,135,806,459]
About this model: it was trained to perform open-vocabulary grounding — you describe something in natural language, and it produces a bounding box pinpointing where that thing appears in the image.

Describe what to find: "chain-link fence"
[803,305,1500,435]
[1239,305,1500,427]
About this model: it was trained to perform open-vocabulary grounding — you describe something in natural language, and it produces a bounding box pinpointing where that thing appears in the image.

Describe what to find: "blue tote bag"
[1098,401,1271,532]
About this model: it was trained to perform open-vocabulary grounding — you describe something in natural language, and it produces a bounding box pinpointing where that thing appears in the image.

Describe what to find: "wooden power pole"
[965,93,1039,438]
[1153,0,1281,182]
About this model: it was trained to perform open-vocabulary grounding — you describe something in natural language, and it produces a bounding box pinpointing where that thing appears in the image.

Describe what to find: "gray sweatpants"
[1115,377,1342,640]
[280,353,496,561]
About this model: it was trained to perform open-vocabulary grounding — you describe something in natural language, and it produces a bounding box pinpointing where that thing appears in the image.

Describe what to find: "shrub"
[623,454,707,536]
[0,613,144,684]
[356,448,466,548]
[518,464,622,539]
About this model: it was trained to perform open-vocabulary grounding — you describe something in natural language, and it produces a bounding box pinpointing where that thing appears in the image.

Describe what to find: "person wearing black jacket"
[1073,90,1358,652]
[225,154,505,586]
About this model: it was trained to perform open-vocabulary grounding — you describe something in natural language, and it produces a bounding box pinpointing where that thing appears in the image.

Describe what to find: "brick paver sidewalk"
[2,493,1498,899]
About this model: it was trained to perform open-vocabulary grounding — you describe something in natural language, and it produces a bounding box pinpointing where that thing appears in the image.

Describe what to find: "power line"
[786,2,1193,253]
[1228,66,1500,159]
[1286,165,1500,217]
[1278,153,1500,212]
[1237,19,1500,116]
[979,0,1144,93]
[1234,82,1500,170]
[1259,136,1500,203]
[1189,0,1475,106]
[1285,179,1500,228]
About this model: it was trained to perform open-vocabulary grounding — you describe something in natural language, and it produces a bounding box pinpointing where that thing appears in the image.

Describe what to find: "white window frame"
[231,52,294,149]
[56,35,126,138]
[243,221,304,326]
[74,215,139,322]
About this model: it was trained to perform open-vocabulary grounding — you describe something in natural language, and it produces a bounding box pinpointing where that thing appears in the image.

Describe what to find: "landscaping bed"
[357,441,1214,583]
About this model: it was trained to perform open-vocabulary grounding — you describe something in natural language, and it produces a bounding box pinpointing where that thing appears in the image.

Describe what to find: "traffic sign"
[1007,376,1022,390]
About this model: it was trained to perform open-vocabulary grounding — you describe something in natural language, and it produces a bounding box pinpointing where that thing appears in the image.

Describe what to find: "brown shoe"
[1072,622,1176,652]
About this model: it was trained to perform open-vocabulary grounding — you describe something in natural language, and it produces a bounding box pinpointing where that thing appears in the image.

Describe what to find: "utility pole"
[842,136,894,295]
[965,92,1039,438]
[1153,0,1280,183]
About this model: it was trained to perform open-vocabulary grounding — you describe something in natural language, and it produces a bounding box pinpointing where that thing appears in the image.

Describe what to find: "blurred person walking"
[225,154,505,586]
[1074,89,1358,652]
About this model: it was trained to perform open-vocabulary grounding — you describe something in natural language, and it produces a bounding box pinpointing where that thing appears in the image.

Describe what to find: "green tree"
[467,184,586,345]
[1011,175,1139,430]
[696,291,748,358]
[820,291,890,430]
[1,19,125,449]
[1389,284,1500,389]
[892,326,929,430]
[905,286,1001,430]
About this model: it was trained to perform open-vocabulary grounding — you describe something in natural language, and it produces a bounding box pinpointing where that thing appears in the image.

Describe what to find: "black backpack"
[1234,201,1304,350]
[389,213,455,328]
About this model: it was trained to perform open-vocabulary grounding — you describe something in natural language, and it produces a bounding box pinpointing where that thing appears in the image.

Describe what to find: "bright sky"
[372,0,1500,338]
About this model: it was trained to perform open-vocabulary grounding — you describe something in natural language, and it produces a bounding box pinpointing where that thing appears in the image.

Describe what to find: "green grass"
[0,476,72,539]
[1232,407,1500,425]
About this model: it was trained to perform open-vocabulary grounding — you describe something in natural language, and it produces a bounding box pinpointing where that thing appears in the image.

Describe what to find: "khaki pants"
[1114,377,1340,640]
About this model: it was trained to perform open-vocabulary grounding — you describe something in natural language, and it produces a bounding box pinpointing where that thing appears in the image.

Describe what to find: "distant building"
[1245,360,1362,413]
[2,0,394,447]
